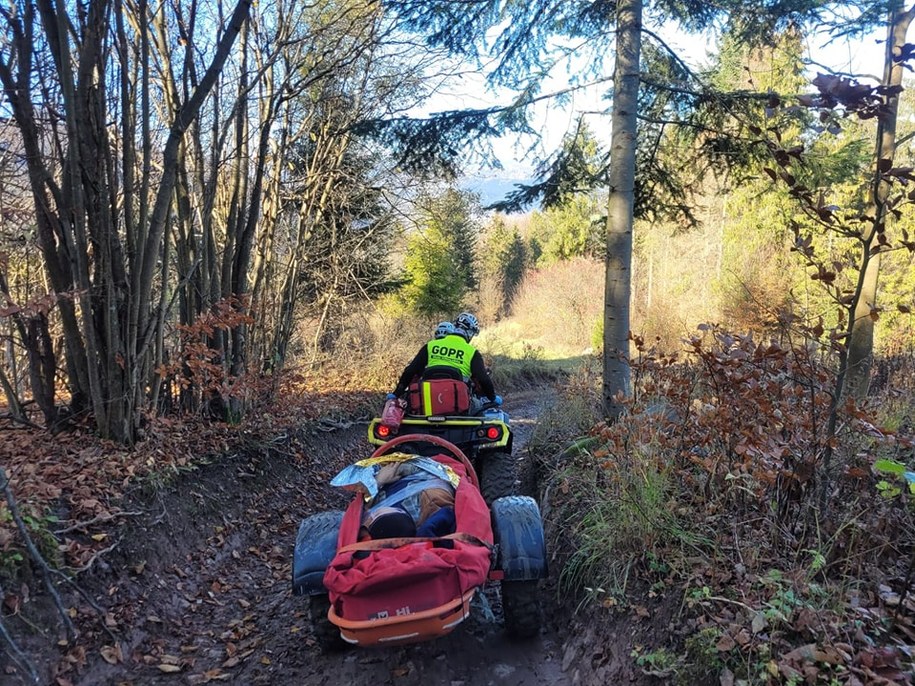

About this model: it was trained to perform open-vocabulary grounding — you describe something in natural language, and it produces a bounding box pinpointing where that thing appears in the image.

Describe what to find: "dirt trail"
[66,391,571,686]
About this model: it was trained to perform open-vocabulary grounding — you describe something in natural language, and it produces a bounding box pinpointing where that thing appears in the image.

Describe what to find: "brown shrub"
[509,257,604,353]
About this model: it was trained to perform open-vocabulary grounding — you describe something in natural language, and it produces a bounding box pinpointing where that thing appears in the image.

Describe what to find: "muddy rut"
[63,391,571,686]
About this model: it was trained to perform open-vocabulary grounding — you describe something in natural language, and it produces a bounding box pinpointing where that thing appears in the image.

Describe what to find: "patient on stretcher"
[331,452,457,540]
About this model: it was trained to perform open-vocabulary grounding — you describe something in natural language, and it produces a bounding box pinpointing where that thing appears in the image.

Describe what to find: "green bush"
[556,439,692,599]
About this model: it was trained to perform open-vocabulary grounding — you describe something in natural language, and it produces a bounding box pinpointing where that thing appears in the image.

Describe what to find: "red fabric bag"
[406,379,470,415]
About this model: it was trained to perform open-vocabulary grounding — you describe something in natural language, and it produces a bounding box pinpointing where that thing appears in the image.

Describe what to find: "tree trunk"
[0,3,93,424]
[603,0,641,419]
[845,2,914,400]
[133,0,252,366]
[132,0,252,425]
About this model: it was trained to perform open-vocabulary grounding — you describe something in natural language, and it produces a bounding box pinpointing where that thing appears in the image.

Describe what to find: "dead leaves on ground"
[0,377,376,568]
[2,378,377,684]
[684,564,915,685]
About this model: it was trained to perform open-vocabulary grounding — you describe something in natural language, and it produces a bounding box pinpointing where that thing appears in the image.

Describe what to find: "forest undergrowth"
[539,329,915,685]
[0,367,377,583]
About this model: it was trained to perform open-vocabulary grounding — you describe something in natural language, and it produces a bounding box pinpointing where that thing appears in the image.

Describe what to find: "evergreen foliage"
[529,195,606,265]
[370,1,824,216]
[490,122,605,213]
[479,215,528,317]
[400,188,480,316]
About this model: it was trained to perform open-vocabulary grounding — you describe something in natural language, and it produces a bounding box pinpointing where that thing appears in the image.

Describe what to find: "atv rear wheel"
[501,580,541,638]
[308,594,345,651]
[480,450,518,504]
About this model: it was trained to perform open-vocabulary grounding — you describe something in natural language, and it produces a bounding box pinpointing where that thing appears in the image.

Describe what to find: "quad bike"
[292,433,548,650]
[367,385,517,504]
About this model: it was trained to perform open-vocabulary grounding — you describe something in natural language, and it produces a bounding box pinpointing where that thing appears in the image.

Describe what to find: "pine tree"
[401,188,480,316]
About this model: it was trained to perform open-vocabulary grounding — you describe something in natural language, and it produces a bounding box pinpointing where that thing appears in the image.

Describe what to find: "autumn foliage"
[552,326,915,683]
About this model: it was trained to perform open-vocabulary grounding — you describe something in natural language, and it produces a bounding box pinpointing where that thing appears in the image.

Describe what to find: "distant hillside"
[460,177,534,211]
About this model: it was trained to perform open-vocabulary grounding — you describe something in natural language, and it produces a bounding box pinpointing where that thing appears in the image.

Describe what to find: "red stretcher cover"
[322,454,493,622]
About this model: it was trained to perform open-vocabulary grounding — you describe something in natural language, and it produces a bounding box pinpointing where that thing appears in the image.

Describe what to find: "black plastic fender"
[491,496,547,581]
[292,510,343,596]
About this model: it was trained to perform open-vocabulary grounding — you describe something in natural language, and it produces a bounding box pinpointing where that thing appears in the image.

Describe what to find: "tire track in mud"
[77,391,570,686]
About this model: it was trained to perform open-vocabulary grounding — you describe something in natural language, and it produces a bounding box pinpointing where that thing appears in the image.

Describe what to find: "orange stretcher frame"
[328,589,476,647]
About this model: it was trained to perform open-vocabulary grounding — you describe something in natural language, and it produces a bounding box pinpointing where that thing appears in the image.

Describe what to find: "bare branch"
[0,466,77,639]
[55,511,145,535]
[0,613,40,684]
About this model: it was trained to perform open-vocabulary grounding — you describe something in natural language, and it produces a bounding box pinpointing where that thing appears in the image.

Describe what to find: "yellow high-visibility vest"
[425,334,475,378]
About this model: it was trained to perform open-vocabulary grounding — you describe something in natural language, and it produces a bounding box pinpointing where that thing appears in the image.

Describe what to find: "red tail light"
[486,427,500,440]
[377,425,391,438]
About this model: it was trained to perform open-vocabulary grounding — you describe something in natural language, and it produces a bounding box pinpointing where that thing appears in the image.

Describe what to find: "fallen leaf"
[3,594,20,614]
[188,668,231,684]
[157,664,182,673]
[816,647,843,665]
[751,611,767,634]
[778,662,802,680]
[100,645,121,665]
[734,628,751,646]
[716,634,736,652]
[783,643,818,663]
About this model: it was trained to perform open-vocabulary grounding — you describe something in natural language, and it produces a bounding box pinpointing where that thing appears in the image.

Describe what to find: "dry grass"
[493,257,604,356]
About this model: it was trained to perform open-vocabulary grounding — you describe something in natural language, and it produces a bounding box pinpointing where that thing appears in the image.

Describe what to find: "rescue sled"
[292,434,547,649]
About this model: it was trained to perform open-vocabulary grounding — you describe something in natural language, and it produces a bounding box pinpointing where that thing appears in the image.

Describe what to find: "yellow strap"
[422,382,434,414]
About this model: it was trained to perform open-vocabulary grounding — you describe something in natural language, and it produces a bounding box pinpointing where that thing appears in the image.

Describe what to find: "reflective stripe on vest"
[425,334,474,378]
